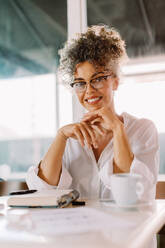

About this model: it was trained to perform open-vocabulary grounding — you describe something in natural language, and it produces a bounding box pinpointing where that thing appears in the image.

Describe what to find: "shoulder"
[122,112,158,142]
[122,112,157,131]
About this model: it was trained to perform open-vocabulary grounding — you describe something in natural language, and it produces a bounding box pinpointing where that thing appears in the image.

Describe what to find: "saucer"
[100,199,153,209]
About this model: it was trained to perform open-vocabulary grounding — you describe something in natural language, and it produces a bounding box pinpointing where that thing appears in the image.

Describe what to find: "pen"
[9,205,58,208]
[9,189,37,196]
[10,202,85,208]
[72,201,85,206]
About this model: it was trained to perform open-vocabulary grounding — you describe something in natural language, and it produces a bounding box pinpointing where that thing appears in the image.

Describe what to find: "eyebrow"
[74,71,109,81]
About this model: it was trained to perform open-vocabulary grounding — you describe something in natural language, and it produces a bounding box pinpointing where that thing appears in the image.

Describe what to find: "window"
[115,67,165,174]
[0,0,67,177]
[0,0,165,178]
[115,80,165,133]
[87,0,165,174]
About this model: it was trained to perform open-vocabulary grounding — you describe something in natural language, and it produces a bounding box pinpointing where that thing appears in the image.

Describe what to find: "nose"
[85,82,96,95]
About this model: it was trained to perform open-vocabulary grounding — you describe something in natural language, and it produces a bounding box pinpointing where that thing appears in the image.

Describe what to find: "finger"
[83,107,104,118]
[82,113,99,122]
[81,122,98,148]
[83,109,101,117]
[74,127,85,147]
[82,116,98,122]
[91,124,105,135]
[90,117,102,125]
[79,124,92,149]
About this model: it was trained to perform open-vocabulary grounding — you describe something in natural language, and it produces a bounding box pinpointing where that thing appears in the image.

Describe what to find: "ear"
[112,78,119,91]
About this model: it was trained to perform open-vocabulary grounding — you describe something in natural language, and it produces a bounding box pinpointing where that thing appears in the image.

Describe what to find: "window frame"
[66,0,87,123]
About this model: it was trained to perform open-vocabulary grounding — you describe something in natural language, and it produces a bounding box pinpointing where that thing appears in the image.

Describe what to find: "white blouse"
[26,112,159,201]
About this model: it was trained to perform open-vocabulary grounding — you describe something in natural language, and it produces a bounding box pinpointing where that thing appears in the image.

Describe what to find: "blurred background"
[0,0,165,179]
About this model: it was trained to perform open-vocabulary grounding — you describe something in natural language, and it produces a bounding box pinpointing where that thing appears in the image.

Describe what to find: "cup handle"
[136,182,144,199]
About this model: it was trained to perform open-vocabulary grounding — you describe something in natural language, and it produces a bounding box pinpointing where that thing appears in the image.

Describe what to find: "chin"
[85,103,103,112]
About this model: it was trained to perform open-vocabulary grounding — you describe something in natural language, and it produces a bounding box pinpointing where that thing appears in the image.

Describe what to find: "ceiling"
[0,0,165,79]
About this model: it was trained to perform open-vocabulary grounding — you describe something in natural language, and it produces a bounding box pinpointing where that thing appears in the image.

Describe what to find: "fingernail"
[88,144,91,149]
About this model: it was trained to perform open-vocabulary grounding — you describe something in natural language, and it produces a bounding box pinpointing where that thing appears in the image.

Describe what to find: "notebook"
[7,189,79,208]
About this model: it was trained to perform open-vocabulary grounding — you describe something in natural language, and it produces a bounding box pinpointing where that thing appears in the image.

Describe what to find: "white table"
[0,198,165,248]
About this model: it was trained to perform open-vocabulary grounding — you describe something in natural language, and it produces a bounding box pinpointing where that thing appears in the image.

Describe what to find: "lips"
[85,96,102,104]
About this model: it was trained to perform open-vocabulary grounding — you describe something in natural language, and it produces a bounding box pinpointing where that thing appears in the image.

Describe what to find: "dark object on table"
[9,189,37,196]
[72,201,86,206]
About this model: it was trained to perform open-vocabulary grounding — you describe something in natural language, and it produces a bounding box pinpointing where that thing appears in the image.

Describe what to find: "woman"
[26,25,159,201]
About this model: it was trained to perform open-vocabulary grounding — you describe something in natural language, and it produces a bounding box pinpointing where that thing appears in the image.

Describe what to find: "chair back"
[156,181,165,199]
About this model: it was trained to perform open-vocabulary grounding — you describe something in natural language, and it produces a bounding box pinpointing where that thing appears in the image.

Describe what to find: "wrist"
[112,120,124,134]
[57,128,68,141]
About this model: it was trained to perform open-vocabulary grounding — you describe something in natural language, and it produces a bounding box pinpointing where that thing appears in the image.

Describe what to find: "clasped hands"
[59,107,121,149]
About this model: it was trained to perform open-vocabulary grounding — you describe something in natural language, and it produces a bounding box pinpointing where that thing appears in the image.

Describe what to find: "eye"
[74,82,86,88]
[93,76,107,83]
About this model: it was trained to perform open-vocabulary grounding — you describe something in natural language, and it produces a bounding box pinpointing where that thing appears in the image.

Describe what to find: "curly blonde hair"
[58,24,128,87]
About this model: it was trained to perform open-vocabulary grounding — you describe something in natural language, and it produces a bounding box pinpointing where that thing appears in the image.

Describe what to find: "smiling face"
[74,61,119,112]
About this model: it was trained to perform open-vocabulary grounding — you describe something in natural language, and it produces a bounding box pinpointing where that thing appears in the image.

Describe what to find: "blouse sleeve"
[98,119,159,202]
[26,140,73,190]
[130,120,159,201]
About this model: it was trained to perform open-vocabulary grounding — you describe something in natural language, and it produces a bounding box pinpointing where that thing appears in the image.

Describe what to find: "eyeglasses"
[70,74,114,92]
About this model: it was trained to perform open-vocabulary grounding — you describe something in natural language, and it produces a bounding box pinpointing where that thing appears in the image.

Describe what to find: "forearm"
[113,122,134,173]
[38,131,67,186]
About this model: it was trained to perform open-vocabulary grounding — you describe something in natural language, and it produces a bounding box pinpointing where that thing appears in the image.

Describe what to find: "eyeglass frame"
[70,73,115,92]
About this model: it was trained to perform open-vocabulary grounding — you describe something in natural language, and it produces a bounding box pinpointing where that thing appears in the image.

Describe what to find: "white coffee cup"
[110,173,144,206]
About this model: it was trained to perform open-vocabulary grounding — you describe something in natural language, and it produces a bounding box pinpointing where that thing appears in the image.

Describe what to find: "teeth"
[87,97,100,103]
